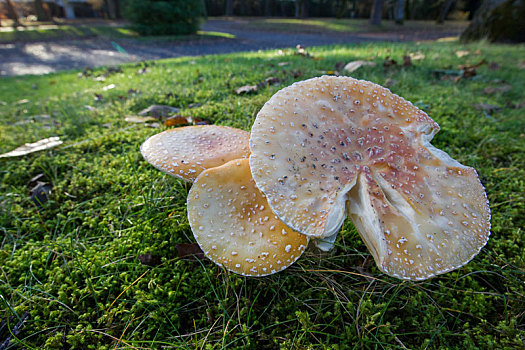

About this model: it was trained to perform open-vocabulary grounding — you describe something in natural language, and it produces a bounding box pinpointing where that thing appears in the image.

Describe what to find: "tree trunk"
[201,0,207,17]
[105,0,118,19]
[294,0,300,17]
[34,0,52,22]
[225,0,234,15]
[461,0,525,42]
[437,0,454,24]
[301,0,308,17]
[370,0,384,25]
[395,0,404,24]
[265,0,272,16]
[5,0,21,27]
[336,0,348,19]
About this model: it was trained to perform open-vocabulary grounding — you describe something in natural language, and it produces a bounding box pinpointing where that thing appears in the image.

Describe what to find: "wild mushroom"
[141,125,250,182]
[188,159,308,276]
[249,76,490,280]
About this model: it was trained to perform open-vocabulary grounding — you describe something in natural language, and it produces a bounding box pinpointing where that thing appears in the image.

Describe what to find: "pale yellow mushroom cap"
[249,75,491,280]
[141,125,250,182]
[188,158,309,277]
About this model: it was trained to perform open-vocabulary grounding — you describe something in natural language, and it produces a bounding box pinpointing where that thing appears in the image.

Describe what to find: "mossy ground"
[0,40,524,349]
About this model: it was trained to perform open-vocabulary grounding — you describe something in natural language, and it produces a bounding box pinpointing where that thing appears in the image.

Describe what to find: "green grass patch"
[230,17,469,35]
[0,23,233,44]
[0,41,524,349]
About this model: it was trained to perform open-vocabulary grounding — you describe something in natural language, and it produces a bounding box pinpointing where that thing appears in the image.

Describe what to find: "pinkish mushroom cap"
[249,76,491,280]
[188,159,309,277]
[141,125,250,182]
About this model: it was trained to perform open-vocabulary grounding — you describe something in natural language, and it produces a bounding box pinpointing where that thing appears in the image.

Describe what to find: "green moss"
[0,41,524,349]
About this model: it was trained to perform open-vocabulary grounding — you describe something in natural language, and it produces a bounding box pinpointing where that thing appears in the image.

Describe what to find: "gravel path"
[0,19,463,76]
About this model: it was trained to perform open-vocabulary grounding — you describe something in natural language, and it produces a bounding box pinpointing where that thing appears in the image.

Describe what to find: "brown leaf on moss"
[343,60,376,73]
[192,118,209,125]
[176,243,204,259]
[402,55,412,67]
[137,253,162,266]
[383,57,397,69]
[456,50,470,58]
[235,85,258,95]
[484,84,512,95]
[458,59,487,71]
[475,103,501,112]
[164,115,191,127]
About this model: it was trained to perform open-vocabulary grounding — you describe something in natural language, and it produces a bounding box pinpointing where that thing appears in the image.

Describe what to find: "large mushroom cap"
[141,125,250,182]
[188,159,309,277]
[249,76,490,280]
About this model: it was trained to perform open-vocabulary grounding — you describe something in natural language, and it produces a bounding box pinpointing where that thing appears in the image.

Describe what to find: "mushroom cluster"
[141,76,491,281]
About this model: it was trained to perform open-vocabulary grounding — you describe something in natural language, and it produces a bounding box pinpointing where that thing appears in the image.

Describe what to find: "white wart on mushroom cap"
[188,158,309,277]
[249,75,491,280]
[141,125,250,182]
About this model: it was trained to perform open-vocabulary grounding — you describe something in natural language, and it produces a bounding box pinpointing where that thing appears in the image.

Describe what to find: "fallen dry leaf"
[489,62,501,70]
[139,105,180,119]
[295,44,312,58]
[258,77,281,88]
[16,99,30,105]
[409,52,426,60]
[235,85,258,95]
[518,61,525,69]
[14,114,51,126]
[402,55,412,67]
[30,182,52,208]
[137,253,162,266]
[192,118,209,125]
[335,61,345,71]
[383,57,397,68]
[102,84,115,91]
[456,50,470,58]
[343,60,377,73]
[458,59,487,71]
[27,173,46,189]
[188,103,202,109]
[0,137,63,158]
[513,101,525,109]
[124,115,157,124]
[164,115,191,127]
[124,115,158,124]
[289,69,304,78]
[278,62,290,67]
[483,84,512,95]
[384,78,397,87]
[176,243,204,259]
[475,103,501,112]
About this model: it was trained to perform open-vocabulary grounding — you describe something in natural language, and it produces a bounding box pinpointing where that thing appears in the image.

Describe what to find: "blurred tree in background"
[122,0,203,35]
[201,0,480,21]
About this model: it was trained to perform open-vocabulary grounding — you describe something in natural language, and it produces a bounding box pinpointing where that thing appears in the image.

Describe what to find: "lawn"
[0,20,234,44]
[0,40,524,349]
[223,17,468,35]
